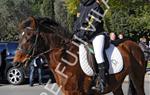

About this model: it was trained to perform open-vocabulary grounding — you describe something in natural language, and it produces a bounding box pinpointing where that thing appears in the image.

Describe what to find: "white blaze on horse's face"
[22,27,33,36]
[22,32,25,36]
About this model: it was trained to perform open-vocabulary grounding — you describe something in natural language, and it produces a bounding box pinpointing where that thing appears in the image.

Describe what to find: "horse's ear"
[28,16,37,30]
[18,16,37,32]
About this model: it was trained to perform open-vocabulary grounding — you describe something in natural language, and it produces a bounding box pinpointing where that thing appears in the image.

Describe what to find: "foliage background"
[0,0,149,42]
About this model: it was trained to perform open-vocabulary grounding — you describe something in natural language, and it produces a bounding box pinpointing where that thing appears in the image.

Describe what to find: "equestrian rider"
[73,0,107,93]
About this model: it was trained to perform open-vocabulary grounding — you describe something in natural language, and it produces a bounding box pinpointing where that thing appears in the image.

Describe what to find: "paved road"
[0,75,149,95]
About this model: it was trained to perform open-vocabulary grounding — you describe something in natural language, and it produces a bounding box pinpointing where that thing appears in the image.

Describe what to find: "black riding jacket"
[73,1,104,41]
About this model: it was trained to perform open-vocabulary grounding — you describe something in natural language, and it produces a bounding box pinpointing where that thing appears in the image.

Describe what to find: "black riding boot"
[92,63,106,93]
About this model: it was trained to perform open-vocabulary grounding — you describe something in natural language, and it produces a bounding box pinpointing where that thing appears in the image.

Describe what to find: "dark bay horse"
[13,16,146,95]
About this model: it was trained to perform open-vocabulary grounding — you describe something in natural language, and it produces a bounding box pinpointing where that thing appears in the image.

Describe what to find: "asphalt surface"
[0,75,149,95]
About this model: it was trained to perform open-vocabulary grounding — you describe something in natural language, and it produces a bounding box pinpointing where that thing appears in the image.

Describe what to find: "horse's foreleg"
[112,85,124,95]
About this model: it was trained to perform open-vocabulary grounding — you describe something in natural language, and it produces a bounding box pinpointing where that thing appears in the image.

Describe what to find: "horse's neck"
[49,42,79,68]
[44,33,62,49]
[49,43,82,88]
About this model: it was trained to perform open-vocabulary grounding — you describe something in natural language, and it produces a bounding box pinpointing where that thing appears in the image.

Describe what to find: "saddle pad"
[79,44,123,76]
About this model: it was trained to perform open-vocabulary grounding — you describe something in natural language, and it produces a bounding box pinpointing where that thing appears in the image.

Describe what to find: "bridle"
[16,20,71,68]
[16,26,42,67]
[17,26,40,57]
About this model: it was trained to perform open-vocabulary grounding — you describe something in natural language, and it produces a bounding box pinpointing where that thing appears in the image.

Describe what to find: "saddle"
[79,41,124,76]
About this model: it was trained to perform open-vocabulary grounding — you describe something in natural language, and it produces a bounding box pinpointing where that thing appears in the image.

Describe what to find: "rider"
[73,0,107,93]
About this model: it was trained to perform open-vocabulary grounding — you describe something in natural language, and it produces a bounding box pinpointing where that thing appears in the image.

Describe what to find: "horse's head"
[13,16,51,67]
[14,16,70,68]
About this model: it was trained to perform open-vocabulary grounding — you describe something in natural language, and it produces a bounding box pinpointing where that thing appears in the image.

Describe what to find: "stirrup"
[91,75,105,93]
[91,82,105,93]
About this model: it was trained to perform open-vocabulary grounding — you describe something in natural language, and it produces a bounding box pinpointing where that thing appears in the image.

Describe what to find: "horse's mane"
[35,17,72,39]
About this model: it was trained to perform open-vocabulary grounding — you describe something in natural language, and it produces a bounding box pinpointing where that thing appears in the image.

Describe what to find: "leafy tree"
[0,0,32,41]
[65,0,80,15]
[31,0,43,16]
[0,0,149,42]
[54,0,67,28]
[105,0,150,41]
[65,0,80,32]
[54,0,74,32]
[40,0,55,19]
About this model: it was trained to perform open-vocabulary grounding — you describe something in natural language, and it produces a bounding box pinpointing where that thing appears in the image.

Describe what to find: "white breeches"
[92,35,105,64]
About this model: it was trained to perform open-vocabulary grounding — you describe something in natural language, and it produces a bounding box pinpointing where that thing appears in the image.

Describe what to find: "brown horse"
[13,16,146,95]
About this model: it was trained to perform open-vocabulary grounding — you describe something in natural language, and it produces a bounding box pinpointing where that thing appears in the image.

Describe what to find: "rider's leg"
[29,66,34,86]
[38,67,42,85]
[92,35,106,92]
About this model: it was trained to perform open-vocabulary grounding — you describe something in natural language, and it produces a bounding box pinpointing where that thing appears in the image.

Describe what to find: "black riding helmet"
[81,0,96,6]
